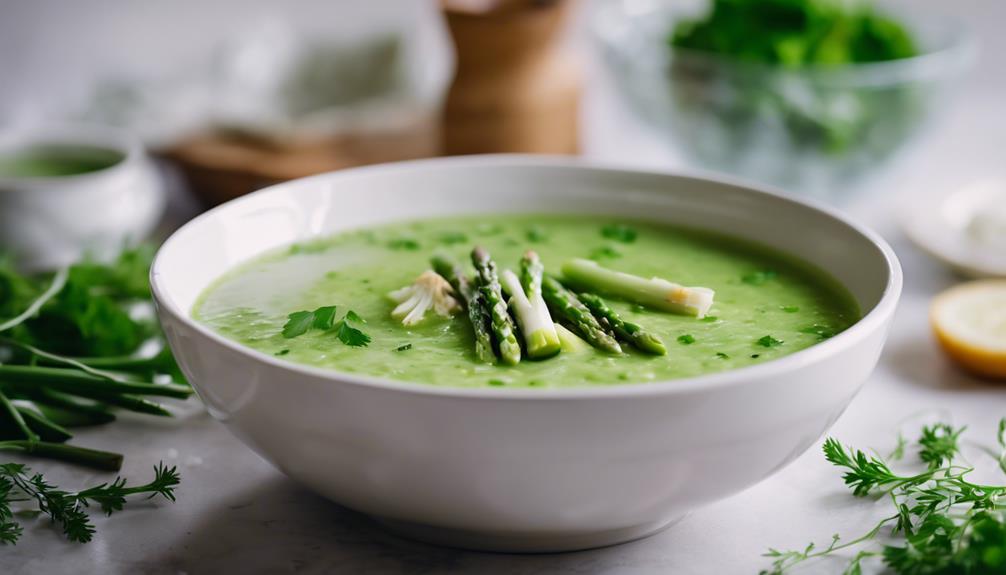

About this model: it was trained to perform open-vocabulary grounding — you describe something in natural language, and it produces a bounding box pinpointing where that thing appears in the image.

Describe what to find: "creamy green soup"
[195,215,858,388]
[0,145,124,178]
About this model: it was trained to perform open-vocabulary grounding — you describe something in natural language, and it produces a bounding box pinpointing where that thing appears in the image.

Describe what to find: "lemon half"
[931,280,1006,379]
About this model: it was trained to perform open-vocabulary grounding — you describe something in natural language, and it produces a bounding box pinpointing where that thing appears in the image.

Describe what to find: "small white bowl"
[0,125,165,270]
[152,156,901,552]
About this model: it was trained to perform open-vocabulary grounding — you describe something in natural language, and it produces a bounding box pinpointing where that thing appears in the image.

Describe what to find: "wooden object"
[442,0,580,155]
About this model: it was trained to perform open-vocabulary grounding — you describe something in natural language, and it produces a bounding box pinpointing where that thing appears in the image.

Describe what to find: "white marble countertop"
[5,1,1005,573]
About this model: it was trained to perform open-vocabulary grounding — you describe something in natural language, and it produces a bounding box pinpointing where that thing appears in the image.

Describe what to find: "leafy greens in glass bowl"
[594,0,974,197]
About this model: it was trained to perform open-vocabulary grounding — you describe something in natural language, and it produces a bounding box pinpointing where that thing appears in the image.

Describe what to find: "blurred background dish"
[593,0,975,197]
[902,177,1006,278]
[0,125,164,270]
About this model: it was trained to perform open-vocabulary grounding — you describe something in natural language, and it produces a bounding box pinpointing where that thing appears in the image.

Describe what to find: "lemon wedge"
[931,280,1006,379]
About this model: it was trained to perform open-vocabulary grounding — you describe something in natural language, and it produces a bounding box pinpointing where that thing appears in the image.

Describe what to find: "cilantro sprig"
[281,307,371,347]
[761,420,1006,575]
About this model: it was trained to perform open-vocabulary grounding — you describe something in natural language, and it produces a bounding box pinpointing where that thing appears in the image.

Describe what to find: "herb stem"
[0,440,123,471]
[0,366,191,399]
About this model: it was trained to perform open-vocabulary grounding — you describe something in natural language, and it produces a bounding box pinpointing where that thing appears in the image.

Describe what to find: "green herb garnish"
[388,238,420,251]
[282,307,370,347]
[781,305,800,313]
[678,334,696,345]
[0,461,179,544]
[800,324,837,340]
[757,335,784,348]
[525,226,548,243]
[438,232,468,245]
[589,245,622,261]
[761,420,1006,575]
[715,352,729,359]
[334,311,371,347]
[600,224,638,243]
[742,270,778,286]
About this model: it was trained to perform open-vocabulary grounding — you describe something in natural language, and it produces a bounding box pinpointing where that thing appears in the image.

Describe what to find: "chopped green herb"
[438,232,468,245]
[275,349,290,356]
[715,352,729,359]
[800,324,837,340]
[750,354,760,359]
[781,305,800,313]
[488,379,505,387]
[678,334,696,345]
[742,270,778,285]
[757,335,784,348]
[388,238,420,251]
[394,343,412,352]
[702,316,719,323]
[589,245,622,260]
[525,226,548,243]
[600,224,638,243]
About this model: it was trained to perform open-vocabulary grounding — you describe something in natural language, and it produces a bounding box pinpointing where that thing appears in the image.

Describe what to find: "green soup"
[0,145,124,178]
[195,215,858,388]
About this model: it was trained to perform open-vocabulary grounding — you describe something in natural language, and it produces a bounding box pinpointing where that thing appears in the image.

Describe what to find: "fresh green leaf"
[678,334,696,345]
[311,306,338,330]
[282,311,314,339]
[757,335,784,348]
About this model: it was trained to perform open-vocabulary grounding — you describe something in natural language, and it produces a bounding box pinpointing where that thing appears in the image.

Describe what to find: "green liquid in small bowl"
[0,145,125,178]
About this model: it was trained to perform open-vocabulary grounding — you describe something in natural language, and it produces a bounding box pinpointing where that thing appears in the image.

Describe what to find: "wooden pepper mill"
[442,0,580,155]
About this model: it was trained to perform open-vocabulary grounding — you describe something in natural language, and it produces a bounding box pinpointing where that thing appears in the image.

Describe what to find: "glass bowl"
[593,0,975,197]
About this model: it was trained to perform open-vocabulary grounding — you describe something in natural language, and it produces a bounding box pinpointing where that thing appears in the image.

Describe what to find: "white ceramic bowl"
[0,125,165,270]
[152,156,901,552]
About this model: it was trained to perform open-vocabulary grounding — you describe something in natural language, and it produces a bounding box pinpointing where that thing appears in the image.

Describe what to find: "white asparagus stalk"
[560,258,715,318]
[500,269,561,359]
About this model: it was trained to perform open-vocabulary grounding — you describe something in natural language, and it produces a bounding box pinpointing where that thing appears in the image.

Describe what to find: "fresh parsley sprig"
[762,420,1006,575]
[0,461,179,544]
[281,306,371,347]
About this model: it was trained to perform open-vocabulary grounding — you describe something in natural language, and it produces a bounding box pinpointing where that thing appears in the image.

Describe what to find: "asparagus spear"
[500,268,561,359]
[541,275,622,354]
[431,254,497,363]
[471,247,522,365]
[561,258,715,318]
[554,323,590,353]
[578,293,667,355]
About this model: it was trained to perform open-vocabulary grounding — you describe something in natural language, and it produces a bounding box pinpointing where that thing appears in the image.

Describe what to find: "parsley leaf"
[282,307,370,347]
[678,334,696,345]
[334,310,370,347]
[311,306,338,330]
[757,335,783,348]
[282,311,315,339]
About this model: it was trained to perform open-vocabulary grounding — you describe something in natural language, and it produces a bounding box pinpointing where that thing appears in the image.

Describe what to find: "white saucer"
[902,177,1006,278]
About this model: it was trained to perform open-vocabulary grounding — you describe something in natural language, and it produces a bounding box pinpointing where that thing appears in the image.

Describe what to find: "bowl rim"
[152,154,903,400]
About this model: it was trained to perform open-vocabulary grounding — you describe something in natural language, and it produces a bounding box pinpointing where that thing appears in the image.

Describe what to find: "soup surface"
[195,215,858,388]
[0,145,123,178]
